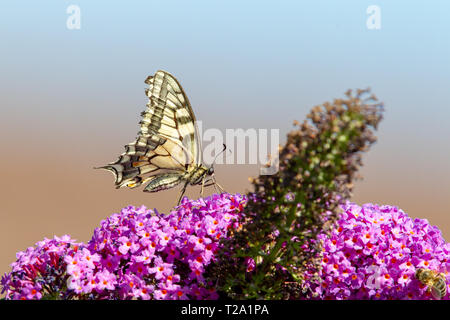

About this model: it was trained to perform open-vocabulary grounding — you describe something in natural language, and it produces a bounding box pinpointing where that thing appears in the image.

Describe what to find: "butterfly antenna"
[212,144,227,194]
[210,143,227,167]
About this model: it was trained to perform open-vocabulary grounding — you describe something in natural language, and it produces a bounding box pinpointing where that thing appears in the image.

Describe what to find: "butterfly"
[97,70,225,205]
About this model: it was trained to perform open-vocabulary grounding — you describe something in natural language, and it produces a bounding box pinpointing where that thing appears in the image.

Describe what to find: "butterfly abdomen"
[143,173,183,193]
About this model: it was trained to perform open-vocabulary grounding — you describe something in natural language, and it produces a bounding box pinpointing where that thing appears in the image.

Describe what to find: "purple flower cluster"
[1,193,246,300]
[302,202,450,300]
[3,195,449,300]
[1,235,82,300]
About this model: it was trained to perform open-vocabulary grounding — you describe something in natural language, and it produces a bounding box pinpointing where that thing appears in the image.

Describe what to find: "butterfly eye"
[208,167,214,175]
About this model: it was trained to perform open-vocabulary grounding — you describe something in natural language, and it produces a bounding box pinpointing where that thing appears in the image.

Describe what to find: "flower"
[1,235,82,300]
[1,193,246,300]
[4,194,448,300]
[245,258,256,272]
[67,193,245,300]
[302,202,450,300]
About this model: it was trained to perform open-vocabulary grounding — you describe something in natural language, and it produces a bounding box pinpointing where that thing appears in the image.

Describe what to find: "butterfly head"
[205,143,228,178]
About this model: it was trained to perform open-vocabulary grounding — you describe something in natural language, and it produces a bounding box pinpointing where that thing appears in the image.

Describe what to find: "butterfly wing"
[98,70,202,190]
[144,70,202,165]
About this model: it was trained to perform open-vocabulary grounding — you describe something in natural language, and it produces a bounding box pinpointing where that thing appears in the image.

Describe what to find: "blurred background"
[1,0,449,278]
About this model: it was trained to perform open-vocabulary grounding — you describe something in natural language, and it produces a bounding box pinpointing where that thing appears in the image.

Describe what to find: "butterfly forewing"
[146,71,202,165]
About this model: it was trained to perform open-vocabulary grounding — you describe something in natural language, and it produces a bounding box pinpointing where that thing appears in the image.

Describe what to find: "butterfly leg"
[203,182,215,187]
[201,177,219,197]
[212,175,226,193]
[215,182,226,193]
[213,183,220,194]
[177,181,189,205]
[199,177,225,195]
[200,176,208,197]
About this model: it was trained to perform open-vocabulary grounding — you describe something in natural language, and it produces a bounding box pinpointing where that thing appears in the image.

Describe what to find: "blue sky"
[1,1,449,131]
[1,0,449,188]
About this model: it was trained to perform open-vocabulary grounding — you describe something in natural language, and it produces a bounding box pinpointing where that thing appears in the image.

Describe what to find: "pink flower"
[302,202,450,300]
[79,248,100,269]
[95,270,116,291]
[134,248,154,265]
[1,194,247,300]
[245,257,256,272]
[118,236,139,255]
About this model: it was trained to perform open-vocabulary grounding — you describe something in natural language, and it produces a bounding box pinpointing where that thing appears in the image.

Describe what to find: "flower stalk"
[210,89,384,299]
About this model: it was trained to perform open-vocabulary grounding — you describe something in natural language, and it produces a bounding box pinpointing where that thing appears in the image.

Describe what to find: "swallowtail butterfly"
[97,70,224,205]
